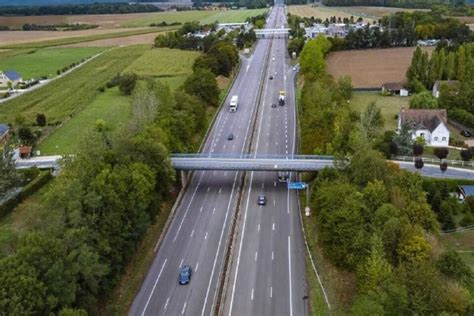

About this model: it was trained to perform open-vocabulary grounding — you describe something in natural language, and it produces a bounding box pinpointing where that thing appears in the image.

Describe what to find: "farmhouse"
[432,80,459,98]
[398,108,450,147]
[0,123,10,145]
[382,82,409,96]
[0,70,22,90]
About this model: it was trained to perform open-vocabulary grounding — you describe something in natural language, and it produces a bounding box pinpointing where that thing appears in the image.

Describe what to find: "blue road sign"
[288,182,306,190]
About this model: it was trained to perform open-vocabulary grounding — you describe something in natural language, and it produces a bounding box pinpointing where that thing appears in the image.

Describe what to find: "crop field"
[123,8,268,27]
[326,47,435,88]
[62,31,163,47]
[0,27,165,48]
[332,6,428,19]
[38,87,130,155]
[124,48,200,78]
[0,47,104,79]
[349,92,410,131]
[288,5,366,21]
[0,45,149,125]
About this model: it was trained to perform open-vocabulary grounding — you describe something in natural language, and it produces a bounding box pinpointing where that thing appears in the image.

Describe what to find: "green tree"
[437,250,472,285]
[337,75,352,100]
[183,68,219,107]
[36,113,47,126]
[409,91,438,109]
[359,102,384,143]
[397,229,431,264]
[348,147,389,187]
[392,121,415,156]
[0,142,20,199]
[357,234,393,294]
[18,127,36,145]
[457,45,466,81]
[119,73,138,96]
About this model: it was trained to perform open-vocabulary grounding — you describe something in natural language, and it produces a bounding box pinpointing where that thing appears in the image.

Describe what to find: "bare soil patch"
[0,27,149,45]
[326,47,434,88]
[63,31,162,47]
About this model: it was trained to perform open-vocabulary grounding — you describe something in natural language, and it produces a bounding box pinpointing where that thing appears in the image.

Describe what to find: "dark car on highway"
[228,133,234,140]
[257,194,266,206]
[178,265,192,285]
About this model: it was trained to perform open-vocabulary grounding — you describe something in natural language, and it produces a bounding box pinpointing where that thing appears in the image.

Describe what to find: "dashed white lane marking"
[213,207,216,214]
[255,251,258,262]
[273,199,276,206]
[258,224,260,231]
[251,288,254,301]
[262,183,264,189]
[207,186,211,192]
[274,181,277,187]
[164,297,170,310]
[223,144,226,149]
[190,229,195,238]
[200,206,203,213]
[179,258,184,268]
[181,301,187,315]
[273,223,275,231]
[224,171,228,176]
[218,188,222,194]
[196,262,199,272]
[204,232,208,240]
[272,251,274,261]
[213,171,216,176]
[140,258,166,315]
[286,150,288,155]
[288,236,294,316]
[276,141,278,146]
[270,286,273,298]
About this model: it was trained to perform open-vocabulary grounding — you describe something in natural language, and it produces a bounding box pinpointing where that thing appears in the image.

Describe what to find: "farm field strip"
[326,47,434,89]
[0,45,149,124]
[0,27,171,49]
[61,31,163,47]
[332,6,429,19]
[288,5,366,21]
[0,47,105,79]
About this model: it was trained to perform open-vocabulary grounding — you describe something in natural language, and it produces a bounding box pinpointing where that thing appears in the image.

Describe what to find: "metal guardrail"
[394,156,474,168]
[170,153,335,160]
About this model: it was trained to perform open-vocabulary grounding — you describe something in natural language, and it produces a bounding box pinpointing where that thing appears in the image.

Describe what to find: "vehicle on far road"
[461,130,472,137]
[271,103,277,108]
[278,90,285,106]
[269,75,274,80]
[257,194,267,206]
[178,265,192,285]
[278,171,289,183]
[228,133,234,140]
[229,95,239,112]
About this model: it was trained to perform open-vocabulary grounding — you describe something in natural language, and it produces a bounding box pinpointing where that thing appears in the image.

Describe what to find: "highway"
[223,3,308,316]
[129,5,281,316]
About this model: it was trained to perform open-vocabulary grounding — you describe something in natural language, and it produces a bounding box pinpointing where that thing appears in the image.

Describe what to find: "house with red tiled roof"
[398,108,450,147]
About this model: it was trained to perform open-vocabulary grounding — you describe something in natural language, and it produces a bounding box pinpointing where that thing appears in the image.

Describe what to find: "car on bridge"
[178,265,192,285]
[257,194,266,206]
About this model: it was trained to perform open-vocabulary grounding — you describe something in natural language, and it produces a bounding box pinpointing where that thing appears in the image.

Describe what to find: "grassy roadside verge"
[0,27,175,49]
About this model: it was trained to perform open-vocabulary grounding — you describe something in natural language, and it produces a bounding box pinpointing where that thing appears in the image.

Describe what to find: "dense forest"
[322,0,451,9]
[0,3,162,16]
[298,35,473,314]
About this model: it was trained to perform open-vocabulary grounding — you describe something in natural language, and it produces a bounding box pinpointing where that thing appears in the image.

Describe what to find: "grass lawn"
[422,146,462,161]
[0,47,104,79]
[123,8,268,27]
[38,87,131,155]
[0,45,149,125]
[288,5,366,22]
[349,92,410,131]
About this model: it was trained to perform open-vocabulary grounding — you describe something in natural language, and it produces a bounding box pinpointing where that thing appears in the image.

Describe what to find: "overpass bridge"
[255,28,290,38]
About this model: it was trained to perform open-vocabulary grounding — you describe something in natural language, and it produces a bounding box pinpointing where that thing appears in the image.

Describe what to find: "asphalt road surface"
[129,6,279,316]
[223,4,308,316]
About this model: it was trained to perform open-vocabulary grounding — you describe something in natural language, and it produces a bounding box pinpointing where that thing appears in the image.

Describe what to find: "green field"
[38,87,131,155]
[123,8,268,27]
[0,47,104,79]
[0,45,149,125]
[349,92,410,131]
[124,48,200,78]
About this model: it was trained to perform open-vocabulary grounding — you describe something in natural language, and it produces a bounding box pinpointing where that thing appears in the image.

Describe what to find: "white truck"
[278,90,285,106]
[229,95,239,112]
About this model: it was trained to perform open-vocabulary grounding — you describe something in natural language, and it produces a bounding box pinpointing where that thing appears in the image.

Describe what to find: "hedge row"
[449,108,474,129]
[422,177,474,192]
[0,170,53,219]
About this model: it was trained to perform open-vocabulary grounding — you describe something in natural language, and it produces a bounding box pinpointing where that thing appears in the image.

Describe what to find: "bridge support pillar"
[180,170,189,188]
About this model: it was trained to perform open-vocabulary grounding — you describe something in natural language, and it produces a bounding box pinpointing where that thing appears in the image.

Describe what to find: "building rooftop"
[400,109,448,132]
[459,185,474,197]
[0,123,9,135]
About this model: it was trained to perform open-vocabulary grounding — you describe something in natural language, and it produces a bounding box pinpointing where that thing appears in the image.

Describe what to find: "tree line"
[0,3,162,16]
[321,0,448,9]
[0,39,232,312]
[406,43,474,129]
[298,34,473,314]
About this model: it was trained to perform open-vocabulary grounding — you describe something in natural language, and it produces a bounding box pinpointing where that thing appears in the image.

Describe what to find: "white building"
[0,70,22,90]
[398,108,450,147]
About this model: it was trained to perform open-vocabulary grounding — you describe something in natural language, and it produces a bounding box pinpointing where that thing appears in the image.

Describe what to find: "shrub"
[413,143,424,156]
[460,149,472,161]
[415,158,424,169]
[118,73,138,96]
[36,113,46,126]
[434,147,449,160]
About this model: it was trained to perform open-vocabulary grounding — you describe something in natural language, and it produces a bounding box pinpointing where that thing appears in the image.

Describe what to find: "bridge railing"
[170,153,335,160]
[393,156,474,169]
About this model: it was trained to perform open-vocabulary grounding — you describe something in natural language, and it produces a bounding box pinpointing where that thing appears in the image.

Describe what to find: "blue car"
[178,265,192,285]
